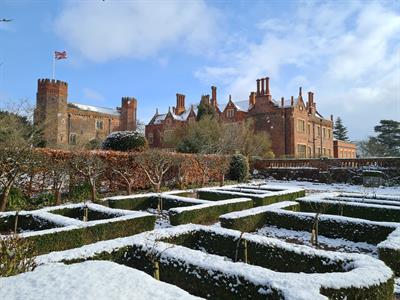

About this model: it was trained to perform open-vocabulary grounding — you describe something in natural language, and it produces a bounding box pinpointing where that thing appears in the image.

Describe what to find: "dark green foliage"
[229,154,249,182]
[51,207,117,221]
[169,199,253,225]
[298,199,400,223]
[374,120,400,156]
[0,214,62,235]
[6,188,55,211]
[85,138,102,150]
[24,214,156,255]
[198,189,305,207]
[333,117,349,141]
[102,131,147,152]
[68,182,94,202]
[196,100,217,121]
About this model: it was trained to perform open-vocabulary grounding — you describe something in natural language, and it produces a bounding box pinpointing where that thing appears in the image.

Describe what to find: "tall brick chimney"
[291,96,294,106]
[249,92,256,106]
[256,79,260,95]
[308,91,314,114]
[175,93,186,115]
[261,78,265,95]
[265,77,270,95]
[211,86,217,108]
[281,97,284,108]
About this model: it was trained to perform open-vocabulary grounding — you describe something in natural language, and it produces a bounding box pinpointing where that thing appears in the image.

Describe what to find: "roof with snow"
[69,103,120,116]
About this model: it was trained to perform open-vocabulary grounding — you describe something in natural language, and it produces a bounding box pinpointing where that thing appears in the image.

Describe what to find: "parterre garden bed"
[36,225,394,299]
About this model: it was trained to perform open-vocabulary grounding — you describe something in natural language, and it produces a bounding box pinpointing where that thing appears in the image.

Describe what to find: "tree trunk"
[155,182,161,193]
[54,188,62,206]
[126,183,132,195]
[90,181,96,202]
[0,183,13,212]
[220,174,225,187]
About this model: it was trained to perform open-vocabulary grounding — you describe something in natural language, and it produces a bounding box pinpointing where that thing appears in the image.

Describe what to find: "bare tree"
[135,150,174,192]
[70,151,106,202]
[108,153,137,195]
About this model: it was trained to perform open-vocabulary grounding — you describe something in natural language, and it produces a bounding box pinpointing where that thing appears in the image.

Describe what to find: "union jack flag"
[55,51,67,60]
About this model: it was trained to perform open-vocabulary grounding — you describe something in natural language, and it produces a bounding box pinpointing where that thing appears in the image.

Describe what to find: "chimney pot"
[261,78,265,95]
[281,97,284,108]
[299,87,302,97]
[256,79,260,95]
[291,96,294,106]
[265,77,270,95]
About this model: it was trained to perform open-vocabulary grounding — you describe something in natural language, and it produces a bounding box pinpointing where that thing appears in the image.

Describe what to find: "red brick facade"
[34,79,137,148]
[146,76,337,158]
[333,140,357,158]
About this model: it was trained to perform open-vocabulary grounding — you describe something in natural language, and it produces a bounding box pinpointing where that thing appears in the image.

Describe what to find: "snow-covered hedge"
[296,192,400,223]
[36,225,394,300]
[220,200,400,276]
[169,198,253,225]
[103,190,208,211]
[102,131,147,152]
[0,203,155,255]
[197,184,305,206]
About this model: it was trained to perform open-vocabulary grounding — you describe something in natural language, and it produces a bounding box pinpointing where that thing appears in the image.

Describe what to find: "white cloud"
[195,1,400,139]
[55,1,220,62]
[83,88,104,102]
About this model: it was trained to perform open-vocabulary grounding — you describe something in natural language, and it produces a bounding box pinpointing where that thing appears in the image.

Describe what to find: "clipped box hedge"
[197,184,305,207]
[103,191,208,211]
[37,225,394,300]
[168,198,253,226]
[220,200,400,276]
[0,203,156,256]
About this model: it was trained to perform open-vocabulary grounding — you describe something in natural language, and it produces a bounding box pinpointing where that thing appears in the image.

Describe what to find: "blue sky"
[0,0,399,140]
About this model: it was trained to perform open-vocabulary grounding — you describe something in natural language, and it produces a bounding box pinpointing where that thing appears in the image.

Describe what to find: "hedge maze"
[3,183,399,299]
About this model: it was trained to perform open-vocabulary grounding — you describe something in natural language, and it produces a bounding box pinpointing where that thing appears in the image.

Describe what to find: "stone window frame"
[297,119,306,133]
[226,108,235,118]
[69,133,77,145]
[96,119,104,130]
[296,143,307,158]
[148,132,154,144]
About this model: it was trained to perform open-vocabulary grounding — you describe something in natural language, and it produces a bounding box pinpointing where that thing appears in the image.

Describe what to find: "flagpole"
[52,51,55,80]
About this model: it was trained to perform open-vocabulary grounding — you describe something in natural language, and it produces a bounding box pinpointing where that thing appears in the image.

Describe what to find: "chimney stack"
[281,97,284,108]
[291,96,294,106]
[308,91,314,105]
[299,87,302,98]
[211,86,217,108]
[256,79,260,95]
[249,92,256,106]
[175,93,186,115]
[261,78,265,95]
[265,77,270,95]
[330,114,333,122]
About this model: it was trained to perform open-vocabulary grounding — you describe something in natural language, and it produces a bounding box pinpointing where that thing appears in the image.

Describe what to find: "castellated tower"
[120,97,137,131]
[34,79,68,147]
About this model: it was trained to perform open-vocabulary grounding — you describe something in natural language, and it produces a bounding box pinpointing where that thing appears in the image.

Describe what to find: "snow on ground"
[0,260,203,300]
[257,179,400,195]
[146,208,172,229]
[256,225,378,257]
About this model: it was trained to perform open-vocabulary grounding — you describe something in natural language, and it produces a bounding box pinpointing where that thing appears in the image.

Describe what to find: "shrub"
[68,182,93,202]
[0,234,36,277]
[102,131,147,152]
[228,154,249,182]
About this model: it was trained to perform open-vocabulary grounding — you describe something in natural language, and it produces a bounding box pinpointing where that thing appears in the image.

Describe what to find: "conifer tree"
[374,120,400,156]
[333,117,349,141]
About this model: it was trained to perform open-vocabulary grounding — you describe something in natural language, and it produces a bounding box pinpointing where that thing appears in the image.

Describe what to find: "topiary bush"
[102,131,147,152]
[228,154,249,182]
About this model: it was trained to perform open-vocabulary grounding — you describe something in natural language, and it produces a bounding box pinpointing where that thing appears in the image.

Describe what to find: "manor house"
[34,78,137,148]
[146,76,340,158]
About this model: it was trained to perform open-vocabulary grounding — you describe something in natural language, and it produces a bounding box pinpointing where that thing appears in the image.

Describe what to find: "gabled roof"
[69,103,119,116]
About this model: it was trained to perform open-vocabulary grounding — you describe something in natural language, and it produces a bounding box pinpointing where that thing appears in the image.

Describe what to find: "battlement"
[38,78,68,87]
[37,78,68,97]
[121,97,137,105]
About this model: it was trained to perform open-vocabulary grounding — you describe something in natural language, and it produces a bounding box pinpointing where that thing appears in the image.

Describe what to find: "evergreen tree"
[196,99,216,121]
[333,117,349,141]
[374,120,400,156]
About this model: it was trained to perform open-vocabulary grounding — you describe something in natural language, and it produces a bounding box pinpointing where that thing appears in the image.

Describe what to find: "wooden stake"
[311,229,316,245]
[14,211,19,234]
[153,261,160,280]
[243,240,248,264]
[83,206,88,222]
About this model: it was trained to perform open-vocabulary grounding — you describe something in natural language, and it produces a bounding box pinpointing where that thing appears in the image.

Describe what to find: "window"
[307,123,311,135]
[226,109,234,118]
[96,120,104,130]
[317,147,321,156]
[69,134,77,145]
[316,126,321,137]
[297,144,306,158]
[328,129,331,139]
[308,146,312,158]
[323,127,326,139]
[297,119,305,133]
[148,132,154,144]
[328,149,331,157]
[323,148,326,155]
